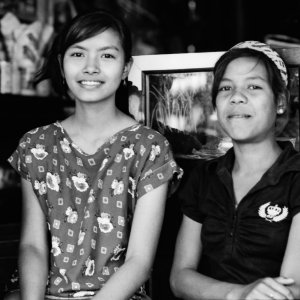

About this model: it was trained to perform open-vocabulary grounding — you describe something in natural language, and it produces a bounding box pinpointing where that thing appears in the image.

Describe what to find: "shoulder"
[288,152,300,169]
[126,124,169,145]
[180,156,221,192]
[8,123,59,176]
[17,122,60,149]
[20,122,59,138]
[192,156,220,175]
[132,124,166,138]
[276,146,300,179]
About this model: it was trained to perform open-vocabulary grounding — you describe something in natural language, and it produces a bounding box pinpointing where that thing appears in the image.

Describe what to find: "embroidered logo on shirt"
[258,202,288,222]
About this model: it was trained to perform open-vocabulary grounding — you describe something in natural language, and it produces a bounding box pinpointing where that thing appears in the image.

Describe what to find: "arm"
[170,216,294,300]
[93,182,168,300]
[170,215,239,300]
[229,213,300,300]
[280,212,300,299]
[19,178,49,300]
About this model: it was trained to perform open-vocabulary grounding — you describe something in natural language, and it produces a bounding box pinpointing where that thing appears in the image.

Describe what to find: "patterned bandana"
[231,40,288,86]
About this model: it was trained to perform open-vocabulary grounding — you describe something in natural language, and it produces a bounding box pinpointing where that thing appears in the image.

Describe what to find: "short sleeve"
[290,173,300,218]
[7,132,32,182]
[135,132,183,199]
[180,160,206,223]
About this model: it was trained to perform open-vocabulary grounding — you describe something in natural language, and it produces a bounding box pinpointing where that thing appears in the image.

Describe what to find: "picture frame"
[278,64,300,151]
[128,52,300,158]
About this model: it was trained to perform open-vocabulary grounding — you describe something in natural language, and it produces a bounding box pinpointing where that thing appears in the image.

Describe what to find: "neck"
[73,100,120,130]
[232,139,282,174]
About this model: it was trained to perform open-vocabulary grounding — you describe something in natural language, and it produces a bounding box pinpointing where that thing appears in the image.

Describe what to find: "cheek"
[215,101,226,119]
[63,59,78,80]
[63,70,78,90]
[111,64,127,80]
[260,101,277,120]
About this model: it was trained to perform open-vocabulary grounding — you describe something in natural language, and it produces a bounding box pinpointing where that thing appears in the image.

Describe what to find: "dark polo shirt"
[181,142,300,284]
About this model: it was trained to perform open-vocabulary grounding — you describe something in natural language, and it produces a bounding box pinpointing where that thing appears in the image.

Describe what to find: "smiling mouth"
[79,80,102,86]
[228,114,251,119]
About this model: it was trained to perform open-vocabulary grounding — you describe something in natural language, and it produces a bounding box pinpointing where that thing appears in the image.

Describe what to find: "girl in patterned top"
[5,10,181,300]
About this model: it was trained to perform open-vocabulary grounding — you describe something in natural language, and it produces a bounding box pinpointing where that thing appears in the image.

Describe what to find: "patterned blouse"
[8,122,182,299]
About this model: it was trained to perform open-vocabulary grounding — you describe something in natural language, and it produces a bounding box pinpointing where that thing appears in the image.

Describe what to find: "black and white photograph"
[1,1,300,300]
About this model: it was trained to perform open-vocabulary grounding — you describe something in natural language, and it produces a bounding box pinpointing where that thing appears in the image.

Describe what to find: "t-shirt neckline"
[55,121,140,156]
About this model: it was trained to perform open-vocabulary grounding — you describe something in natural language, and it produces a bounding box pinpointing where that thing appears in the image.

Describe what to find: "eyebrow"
[69,45,120,52]
[221,75,267,82]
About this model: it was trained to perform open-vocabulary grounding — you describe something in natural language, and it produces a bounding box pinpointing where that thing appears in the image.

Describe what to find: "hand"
[230,277,295,300]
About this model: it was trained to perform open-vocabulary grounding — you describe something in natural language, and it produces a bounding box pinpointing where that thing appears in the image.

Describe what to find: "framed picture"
[278,65,300,150]
[128,52,300,159]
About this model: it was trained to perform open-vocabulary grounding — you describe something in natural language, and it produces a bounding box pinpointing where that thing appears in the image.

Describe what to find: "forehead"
[69,28,122,49]
[224,56,268,79]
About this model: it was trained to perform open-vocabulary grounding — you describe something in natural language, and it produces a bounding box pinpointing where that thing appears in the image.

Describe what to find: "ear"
[122,58,133,80]
[276,92,289,115]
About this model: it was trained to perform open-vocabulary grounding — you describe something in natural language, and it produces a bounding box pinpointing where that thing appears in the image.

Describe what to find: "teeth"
[229,114,251,118]
[80,81,101,86]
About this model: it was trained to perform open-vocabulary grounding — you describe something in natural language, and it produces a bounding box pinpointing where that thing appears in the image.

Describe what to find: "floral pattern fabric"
[8,122,182,298]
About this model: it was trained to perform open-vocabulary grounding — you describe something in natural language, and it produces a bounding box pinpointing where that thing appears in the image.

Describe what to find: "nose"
[83,55,100,74]
[230,90,247,104]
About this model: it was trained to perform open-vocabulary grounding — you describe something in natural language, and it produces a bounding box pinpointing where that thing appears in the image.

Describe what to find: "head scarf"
[231,41,288,86]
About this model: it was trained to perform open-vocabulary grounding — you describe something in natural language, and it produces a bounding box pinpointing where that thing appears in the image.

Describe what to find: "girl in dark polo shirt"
[170,41,300,300]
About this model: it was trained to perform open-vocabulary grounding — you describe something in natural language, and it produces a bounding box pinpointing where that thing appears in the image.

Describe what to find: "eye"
[248,85,261,90]
[101,53,116,59]
[218,86,231,92]
[70,52,84,58]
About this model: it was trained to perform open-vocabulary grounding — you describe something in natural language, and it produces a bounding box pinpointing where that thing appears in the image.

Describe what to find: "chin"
[82,98,101,103]
[232,136,266,145]
[70,89,105,102]
[76,95,105,103]
[229,133,251,143]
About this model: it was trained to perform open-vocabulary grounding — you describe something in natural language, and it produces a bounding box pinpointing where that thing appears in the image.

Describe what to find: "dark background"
[72,0,300,54]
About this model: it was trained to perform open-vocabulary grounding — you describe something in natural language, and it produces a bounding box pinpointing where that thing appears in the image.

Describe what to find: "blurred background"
[70,0,300,54]
[1,0,300,56]
[0,0,298,98]
[73,0,300,54]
